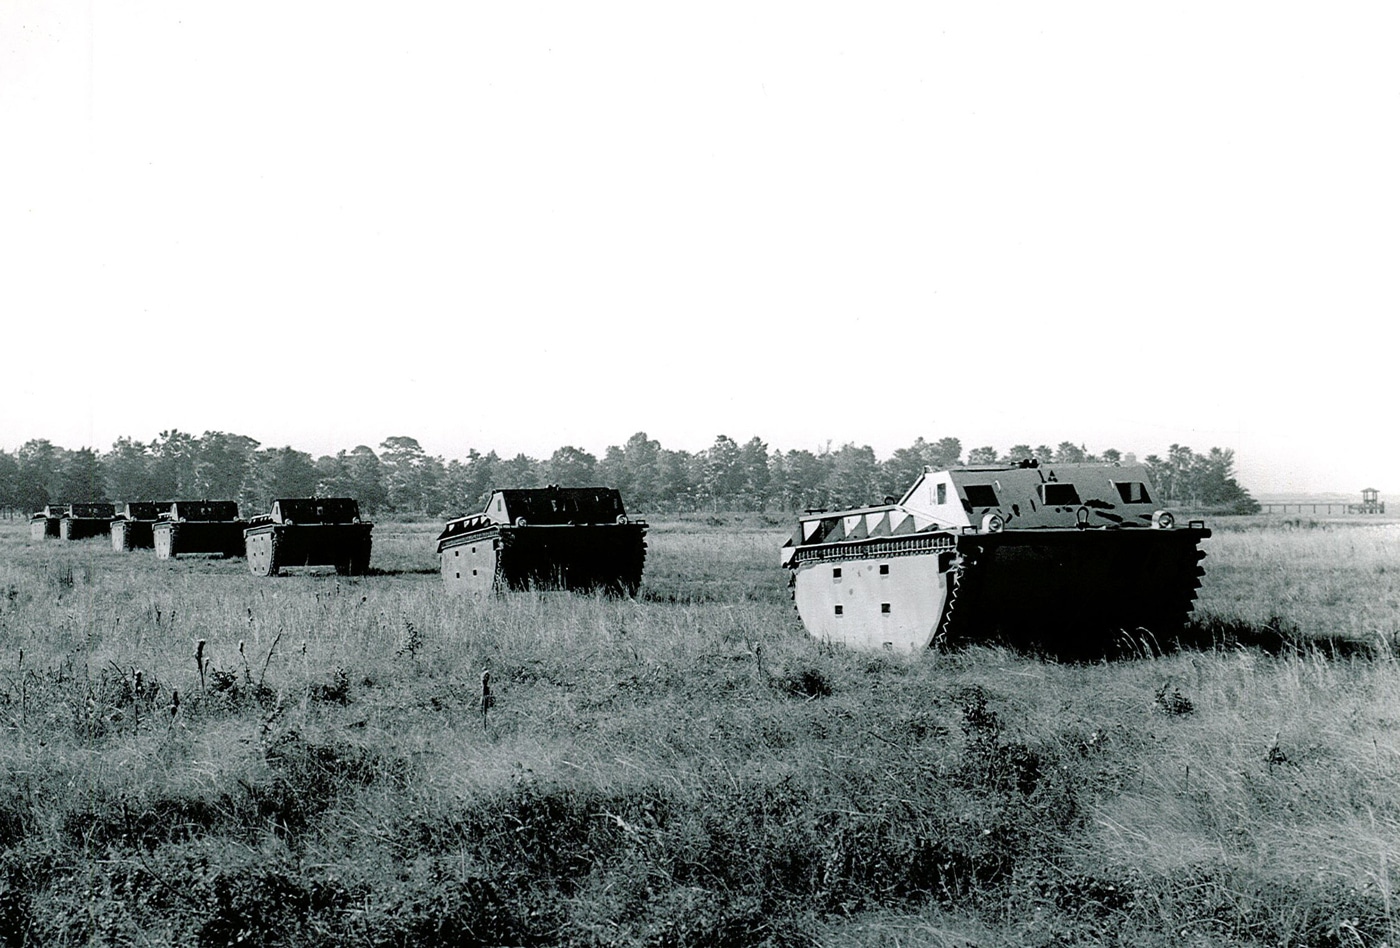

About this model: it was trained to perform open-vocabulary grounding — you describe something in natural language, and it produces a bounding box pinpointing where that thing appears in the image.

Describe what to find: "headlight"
[1153,510,1175,529]
[981,513,1004,533]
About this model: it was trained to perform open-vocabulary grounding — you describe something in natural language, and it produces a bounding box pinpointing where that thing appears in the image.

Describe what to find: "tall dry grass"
[0,514,1398,944]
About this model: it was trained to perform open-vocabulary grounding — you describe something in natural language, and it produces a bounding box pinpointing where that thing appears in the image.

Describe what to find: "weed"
[1153,682,1194,716]
[956,685,1001,734]
[396,617,423,659]
[309,666,352,705]
[362,865,557,947]
[776,666,833,699]
[642,889,779,948]
[960,735,1043,796]
[199,855,356,948]
[0,872,35,947]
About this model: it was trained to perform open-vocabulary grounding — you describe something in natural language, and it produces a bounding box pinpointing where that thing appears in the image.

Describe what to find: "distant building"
[1347,488,1384,514]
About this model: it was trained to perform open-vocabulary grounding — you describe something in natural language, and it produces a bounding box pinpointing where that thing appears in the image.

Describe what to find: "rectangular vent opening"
[963,484,999,507]
[1113,481,1152,504]
[1042,483,1081,505]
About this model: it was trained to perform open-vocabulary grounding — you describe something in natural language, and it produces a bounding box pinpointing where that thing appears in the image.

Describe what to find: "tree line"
[0,431,1259,518]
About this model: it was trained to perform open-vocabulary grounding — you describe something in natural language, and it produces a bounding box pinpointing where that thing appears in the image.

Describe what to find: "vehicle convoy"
[245,498,373,577]
[110,501,174,551]
[153,501,248,559]
[436,486,647,596]
[60,503,117,541]
[780,462,1210,655]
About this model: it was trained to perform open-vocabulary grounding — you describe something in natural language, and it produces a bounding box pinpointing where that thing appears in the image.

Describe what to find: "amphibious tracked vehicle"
[29,505,66,540]
[436,487,646,596]
[781,462,1209,654]
[153,501,248,559]
[60,503,117,541]
[245,498,373,576]
[111,502,174,551]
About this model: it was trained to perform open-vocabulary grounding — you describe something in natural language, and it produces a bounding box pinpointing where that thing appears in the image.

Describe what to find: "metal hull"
[939,528,1209,652]
[245,523,373,576]
[153,521,248,559]
[792,528,1209,655]
[792,539,953,652]
[438,524,646,596]
[60,518,111,541]
[30,518,60,540]
[111,520,157,551]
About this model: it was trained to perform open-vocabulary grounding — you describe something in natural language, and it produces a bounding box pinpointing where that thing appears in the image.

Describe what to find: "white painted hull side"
[793,551,948,653]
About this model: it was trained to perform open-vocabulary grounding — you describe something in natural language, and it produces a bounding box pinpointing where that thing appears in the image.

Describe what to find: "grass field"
[2,514,1400,945]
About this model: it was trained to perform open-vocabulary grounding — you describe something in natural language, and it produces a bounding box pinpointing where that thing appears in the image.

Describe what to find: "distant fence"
[1259,502,1386,515]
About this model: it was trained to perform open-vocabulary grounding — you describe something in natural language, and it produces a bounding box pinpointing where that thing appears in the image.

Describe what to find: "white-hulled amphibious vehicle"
[781,461,1209,655]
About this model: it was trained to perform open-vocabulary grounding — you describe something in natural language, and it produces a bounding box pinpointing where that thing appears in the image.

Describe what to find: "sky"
[2,2,1397,498]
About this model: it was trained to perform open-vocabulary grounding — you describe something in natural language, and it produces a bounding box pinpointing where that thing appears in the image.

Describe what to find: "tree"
[149,430,199,498]
[0,450,18,514]
[103,437,158,501]
[823,443,880,508]
[882,436,963,498]
[928,437,963,469]
[767,451,788,511]
[966,446,999,465]
[657,449,698,512]
[739,436,771,511]
[315,453,352,498]
[344,445,389,513]
[777,448,829,511]
[380,436,446,515]
[247,446,320,510]
[498,453,541,491]
[15,439,62,510]
[883,439,933,495]
[1169,446,1259,512]
[545,446,598,487]
[597,445,630,498]
[1142,454,1166,497]
[194,432,260,499]
[59,447,106,501]
[619,432,662,510]
[442,449,499,513]
[1156,444,1196,503]
[1140,445,1256,512]
[702,436,744,510]
[1053,442,1087,464]
[1194,447,1259,513]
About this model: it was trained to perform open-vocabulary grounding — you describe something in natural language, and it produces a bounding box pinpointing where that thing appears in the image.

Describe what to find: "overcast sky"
[3,2,1396,497]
